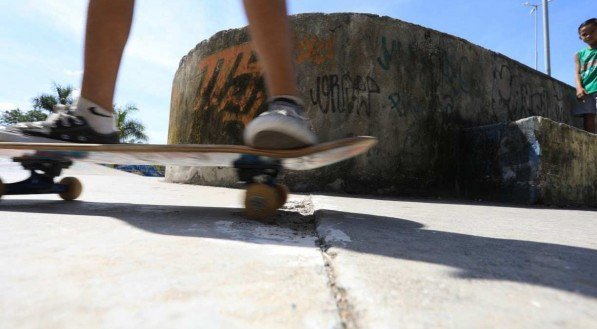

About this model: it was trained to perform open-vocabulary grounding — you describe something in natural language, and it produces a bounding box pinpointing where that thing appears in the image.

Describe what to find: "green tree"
[115,104,148,143]
[32,83,75,113]
[0,108,48,125]
[0,83,73,125]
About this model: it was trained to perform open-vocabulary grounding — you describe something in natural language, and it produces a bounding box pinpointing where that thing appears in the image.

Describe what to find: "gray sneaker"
[243,99,318,149]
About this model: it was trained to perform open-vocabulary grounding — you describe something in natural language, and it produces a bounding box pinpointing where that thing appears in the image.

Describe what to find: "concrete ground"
[0,161,595,329]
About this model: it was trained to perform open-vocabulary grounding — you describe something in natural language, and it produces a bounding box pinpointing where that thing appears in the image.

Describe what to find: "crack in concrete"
[314,216,357,327]
[318,245,358,329]
[276,197,357,328]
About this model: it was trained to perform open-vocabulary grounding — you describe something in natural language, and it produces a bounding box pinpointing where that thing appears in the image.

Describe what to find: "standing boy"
[574,18,597,133]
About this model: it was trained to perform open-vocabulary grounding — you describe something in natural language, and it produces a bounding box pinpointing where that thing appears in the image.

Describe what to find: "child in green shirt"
[573,18,597,133]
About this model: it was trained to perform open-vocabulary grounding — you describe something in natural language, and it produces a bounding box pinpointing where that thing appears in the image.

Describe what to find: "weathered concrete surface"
[167,13,581,196]
[459,116,597,207]
[0,162,340,329]
[1,162,595,328]
[167,165,238,189]
[312,194,597,329]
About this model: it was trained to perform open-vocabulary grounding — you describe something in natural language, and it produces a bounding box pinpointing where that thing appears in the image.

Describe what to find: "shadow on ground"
[1,200,595,299]
[315,192,597,211]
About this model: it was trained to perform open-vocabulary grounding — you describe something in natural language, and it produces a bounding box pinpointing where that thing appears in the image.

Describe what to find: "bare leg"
[241,0,317,148]
[242,0,298,98]
[584,114,596,133]
[81,0,135,112]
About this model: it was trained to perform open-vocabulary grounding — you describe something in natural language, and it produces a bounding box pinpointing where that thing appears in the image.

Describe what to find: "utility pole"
[523,2,540,70]
[542,0,551,76]
[522,1,553,75]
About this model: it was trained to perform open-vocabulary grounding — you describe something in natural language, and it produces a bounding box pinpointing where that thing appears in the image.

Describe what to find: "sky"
[0,0,593,144]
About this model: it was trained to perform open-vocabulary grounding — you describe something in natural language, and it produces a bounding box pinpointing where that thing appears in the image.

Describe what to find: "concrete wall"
[167,13,581,195]
[459,117,596,207]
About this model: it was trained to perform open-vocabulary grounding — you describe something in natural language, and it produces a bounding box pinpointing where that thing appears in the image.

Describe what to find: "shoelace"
[265,105,308,121]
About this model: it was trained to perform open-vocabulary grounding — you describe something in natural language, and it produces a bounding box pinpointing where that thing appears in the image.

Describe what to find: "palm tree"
[115,104,148,144]
[1,83,75,124]
[0,108,48,125]
[32,83,75,113]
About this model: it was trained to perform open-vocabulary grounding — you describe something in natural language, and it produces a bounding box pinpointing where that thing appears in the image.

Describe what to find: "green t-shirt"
[578,47,597,94]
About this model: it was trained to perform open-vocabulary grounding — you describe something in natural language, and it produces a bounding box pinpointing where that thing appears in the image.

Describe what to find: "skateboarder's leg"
[242,0,318,149]
[11,0,129,143]
[81,0,135,112]
[242,0,298,98]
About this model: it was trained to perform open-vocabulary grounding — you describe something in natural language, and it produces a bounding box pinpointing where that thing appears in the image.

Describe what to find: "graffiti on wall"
[195,42,266,126]
[375,33,570,122]
[493,64,567,121]
[309,73,381,116]
[438,53,472,94]
[389,92,401,110]
[298,35,385,116]
[297,36,336,65]
[182,30,572,143]
[377,36,402,71]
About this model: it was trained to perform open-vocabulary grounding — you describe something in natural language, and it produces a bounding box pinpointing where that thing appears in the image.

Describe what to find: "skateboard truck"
[234,155,288,221]
[0,156,82,201]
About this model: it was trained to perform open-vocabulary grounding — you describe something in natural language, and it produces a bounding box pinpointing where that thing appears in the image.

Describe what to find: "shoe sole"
[244,115,318,149]
[251,131,311,149]
[0,126,68,143]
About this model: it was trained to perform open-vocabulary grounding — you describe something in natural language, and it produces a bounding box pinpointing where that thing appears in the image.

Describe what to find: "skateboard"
[0,134,377,221]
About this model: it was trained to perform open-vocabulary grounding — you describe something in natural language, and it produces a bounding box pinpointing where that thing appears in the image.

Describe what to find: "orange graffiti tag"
[195,42,266,125]
[296,36,336,65]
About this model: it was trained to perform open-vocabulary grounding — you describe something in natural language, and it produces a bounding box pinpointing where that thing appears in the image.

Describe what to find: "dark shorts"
[572,92,597,117]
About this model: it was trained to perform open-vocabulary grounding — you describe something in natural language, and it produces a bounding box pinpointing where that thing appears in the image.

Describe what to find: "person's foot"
[10,98,120,144]
[243,97,318,149]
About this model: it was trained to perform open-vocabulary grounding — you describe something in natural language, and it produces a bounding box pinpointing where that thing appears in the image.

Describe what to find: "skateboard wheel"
[245,183,280,222]
[274,184,289,208]
[58,177,82,201]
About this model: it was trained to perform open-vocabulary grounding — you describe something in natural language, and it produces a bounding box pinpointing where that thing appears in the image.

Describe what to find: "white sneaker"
[10,103,119,144]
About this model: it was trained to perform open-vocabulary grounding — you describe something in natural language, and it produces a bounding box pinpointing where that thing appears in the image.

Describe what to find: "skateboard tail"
[282,137,377,170]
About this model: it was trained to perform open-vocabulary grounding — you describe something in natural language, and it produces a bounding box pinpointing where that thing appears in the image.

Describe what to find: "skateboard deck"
[0,136,377,170]
[0,134,377,221]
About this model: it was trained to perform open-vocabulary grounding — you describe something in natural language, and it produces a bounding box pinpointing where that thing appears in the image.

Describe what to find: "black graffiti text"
[309,74,381,117]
